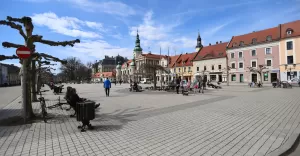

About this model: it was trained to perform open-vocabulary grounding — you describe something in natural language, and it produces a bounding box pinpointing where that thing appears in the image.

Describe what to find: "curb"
[267,124,300,156]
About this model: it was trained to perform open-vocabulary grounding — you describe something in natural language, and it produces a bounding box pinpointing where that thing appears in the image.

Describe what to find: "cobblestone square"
[0,84,300,156]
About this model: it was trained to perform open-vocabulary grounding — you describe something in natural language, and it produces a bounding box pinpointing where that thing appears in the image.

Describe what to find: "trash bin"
[76,101,95,132]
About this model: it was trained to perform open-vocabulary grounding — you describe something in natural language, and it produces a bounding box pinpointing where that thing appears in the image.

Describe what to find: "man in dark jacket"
[176,77,180,94]
[103,78,111,97]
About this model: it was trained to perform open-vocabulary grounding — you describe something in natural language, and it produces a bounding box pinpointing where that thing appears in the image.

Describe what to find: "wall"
[192,58,227,81]
[227,41,280,83]
[279,37,300,81]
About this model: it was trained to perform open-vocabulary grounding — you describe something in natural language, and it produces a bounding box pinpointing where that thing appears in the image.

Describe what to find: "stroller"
[182,84,190,96]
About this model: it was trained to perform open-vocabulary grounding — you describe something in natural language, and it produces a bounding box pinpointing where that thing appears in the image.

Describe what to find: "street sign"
[16,46,32,59]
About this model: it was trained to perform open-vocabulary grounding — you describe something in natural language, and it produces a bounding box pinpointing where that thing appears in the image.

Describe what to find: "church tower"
[195,31,203,52]
[133,30,143,58]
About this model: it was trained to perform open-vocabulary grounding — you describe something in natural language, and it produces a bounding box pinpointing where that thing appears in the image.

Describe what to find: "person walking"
[176,77,180,94]
[103,78,111,97]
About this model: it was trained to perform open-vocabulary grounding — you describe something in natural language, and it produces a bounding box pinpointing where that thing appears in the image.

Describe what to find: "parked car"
[288,77,300,87]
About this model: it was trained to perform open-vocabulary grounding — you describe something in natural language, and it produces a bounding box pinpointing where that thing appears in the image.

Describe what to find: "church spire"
[195,30,203,52]
[134,29,143,52]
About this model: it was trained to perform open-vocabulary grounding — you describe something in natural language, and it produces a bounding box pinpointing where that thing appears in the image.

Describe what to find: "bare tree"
[247,64,267,84]
[139,63,168,89]
[0,16,80,121]
[59,57,91,82]
[222,66,232,86]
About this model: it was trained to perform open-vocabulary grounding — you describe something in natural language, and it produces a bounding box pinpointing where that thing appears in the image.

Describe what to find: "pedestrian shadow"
[92,106,153,131]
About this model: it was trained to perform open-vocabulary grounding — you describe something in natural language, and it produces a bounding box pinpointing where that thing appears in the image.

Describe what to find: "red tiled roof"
[168,55,181,68]
[280,20,300,39]
[92,72,101,78]
[122,60,132,68]
[228,27,280,48]
[193,42,228,61]
[141,53,164,59]
[175,52,197,67]
[102,72,114,78]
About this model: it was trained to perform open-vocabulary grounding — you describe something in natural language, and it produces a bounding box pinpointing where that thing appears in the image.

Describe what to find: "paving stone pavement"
[0,84,299,156]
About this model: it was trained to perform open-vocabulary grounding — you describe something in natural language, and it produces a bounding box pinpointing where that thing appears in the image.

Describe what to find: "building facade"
[227,27,281,84]
[173,52,196,81]
[278,20,300,81]
[0,63,20,86]
[192,33,228,83]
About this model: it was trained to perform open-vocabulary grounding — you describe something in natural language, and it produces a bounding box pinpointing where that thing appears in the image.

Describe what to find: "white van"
[140,78,151,84]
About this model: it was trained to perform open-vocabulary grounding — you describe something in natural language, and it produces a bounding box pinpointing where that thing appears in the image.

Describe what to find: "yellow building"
[172,53,196,81]
[279,20,300,81]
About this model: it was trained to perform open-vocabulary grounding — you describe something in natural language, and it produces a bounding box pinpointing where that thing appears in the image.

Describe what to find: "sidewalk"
[0,85,300,156]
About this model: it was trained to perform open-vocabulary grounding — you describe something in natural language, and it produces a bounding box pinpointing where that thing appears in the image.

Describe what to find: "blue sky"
[0,0,300,72]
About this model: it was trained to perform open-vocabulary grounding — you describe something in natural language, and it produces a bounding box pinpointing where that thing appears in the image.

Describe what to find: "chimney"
[186,52,188,54]
[209,43,211,46]
[253,31,255,33]
[278,24,281,38]
[220,41,222,43]
[216,41,218,44]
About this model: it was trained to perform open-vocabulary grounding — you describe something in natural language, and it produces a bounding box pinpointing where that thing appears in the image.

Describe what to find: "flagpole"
[167,47,170,83]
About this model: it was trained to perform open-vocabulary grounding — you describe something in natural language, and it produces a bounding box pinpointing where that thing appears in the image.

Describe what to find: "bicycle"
[34,90,49,123]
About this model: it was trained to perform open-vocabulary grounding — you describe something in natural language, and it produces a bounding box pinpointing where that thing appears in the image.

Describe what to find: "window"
[266,35,272,41]
[212,65,214,70]
[287,41,293,50]
[179,68,181,72]
[174,68,176,72]
[251,61,257,67]
[251,50,256,56]
[266,60,272,66]
[218,65,221,70]
[287,56,294,64]
[204,66,206,70]
[184,67,186,72]
[231,75,236,81]
[252,38,257,44]
[286,29,293,35]
[188,67,191,72]
[197,67,199,71]
[239,62,243,68]
[238,52,243,58]
[265,48,271,54]
[231,63,235,69]
[231,53,234,59]
[233,42,237,47]
[239,41,244,46]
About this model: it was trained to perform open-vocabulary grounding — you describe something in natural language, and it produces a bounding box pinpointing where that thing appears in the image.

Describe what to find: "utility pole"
[160,47,162,88]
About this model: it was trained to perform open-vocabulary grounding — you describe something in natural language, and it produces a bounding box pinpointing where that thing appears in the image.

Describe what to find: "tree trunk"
[31,60,38,102]
[26,60,34,118]
[153,72,157,90]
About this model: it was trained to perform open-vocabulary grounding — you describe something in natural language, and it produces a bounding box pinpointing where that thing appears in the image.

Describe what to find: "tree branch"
[7,16,24,24]
[33,36,80,47]
[35,52,67,64]
[0,55,19,61]
[0,20,27,40]
[2,42,23,48]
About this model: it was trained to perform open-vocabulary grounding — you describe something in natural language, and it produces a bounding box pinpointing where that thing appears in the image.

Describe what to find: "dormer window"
[286,28,293,35]
[239,41,244,46]
[266,35,272,41]
[233,42,237,47]
[252,38,257,44]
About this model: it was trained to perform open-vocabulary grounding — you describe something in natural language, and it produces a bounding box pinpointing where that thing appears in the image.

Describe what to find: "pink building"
[227,27,281,84]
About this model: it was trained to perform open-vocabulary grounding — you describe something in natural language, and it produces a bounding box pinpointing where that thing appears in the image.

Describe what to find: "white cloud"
[66,0,135,16]
[129,11,197,53]
[63,40,132,61]
[31,12,103,38]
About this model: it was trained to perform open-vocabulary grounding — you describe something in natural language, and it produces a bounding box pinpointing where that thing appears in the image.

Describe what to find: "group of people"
[174,77,206,94]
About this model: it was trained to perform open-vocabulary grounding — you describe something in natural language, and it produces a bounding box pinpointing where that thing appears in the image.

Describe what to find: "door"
[240,74,244,82]
[270,73,277,82]
[252,74,257,83]
[218,75,222,82]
